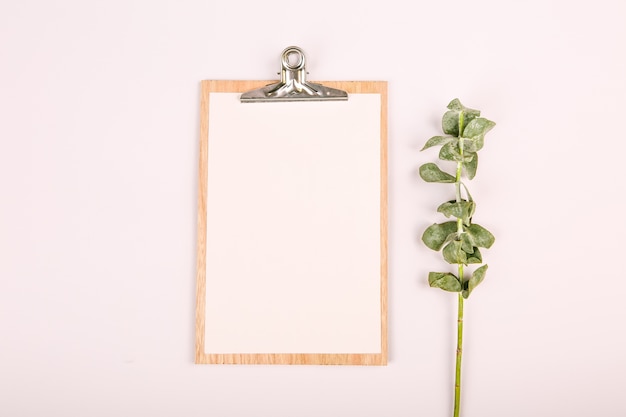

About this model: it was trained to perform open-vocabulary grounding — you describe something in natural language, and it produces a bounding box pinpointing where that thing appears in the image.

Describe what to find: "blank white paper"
[205,92,381,354]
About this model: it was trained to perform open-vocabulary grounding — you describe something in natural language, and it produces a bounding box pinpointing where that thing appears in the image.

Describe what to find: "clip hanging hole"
[282,47,304,70]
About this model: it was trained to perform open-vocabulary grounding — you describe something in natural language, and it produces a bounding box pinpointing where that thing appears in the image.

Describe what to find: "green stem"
[454,289,464,417]
[455,163,462,202]
[455,112,465,203]
[453,111,465,417]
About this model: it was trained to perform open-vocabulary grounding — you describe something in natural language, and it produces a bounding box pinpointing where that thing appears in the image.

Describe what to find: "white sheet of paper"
[205,93,381,354]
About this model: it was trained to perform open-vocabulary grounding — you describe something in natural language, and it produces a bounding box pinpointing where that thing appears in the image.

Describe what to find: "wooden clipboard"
[195,50,387,365]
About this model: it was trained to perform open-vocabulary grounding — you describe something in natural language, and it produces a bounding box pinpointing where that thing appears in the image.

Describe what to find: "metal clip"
[240,46,348,103]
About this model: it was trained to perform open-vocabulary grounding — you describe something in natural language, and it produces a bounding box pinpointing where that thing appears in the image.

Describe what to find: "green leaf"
[442,240,467,264]
[419,163,456,183]
[447,99,481,117]
[442,111,481,137]
[422,221,458,251]
[439,143,474,163]
[442,110,461,136]
[460,233,475,254]
[446,99,464,111]
[465,152,478,179]
[462,136,485,153]
[443,240,482,265]
[462,264,488,299]
[437,200,476,226]
[461,117,495,139]
[437,200,469,219]
[462,111,480,132]
[466,224,495,248]
[421,136,456,151]
[438,142,460,161]
[429,272,462,292]
[466,247,482,264]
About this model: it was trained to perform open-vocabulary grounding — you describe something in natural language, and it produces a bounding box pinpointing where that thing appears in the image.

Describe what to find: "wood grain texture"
[195,80,388,365]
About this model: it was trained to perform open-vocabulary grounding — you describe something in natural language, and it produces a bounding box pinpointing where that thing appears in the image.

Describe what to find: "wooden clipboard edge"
[195,80,388,365]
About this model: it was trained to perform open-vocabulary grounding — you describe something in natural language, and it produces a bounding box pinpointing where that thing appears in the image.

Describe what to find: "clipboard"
[195,47,387,365]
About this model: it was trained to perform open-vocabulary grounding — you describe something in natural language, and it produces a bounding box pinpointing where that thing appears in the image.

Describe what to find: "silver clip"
[240,46,348,103]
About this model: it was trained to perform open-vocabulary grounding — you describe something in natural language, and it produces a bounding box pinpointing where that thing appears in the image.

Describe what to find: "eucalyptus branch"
[418,99,496,417]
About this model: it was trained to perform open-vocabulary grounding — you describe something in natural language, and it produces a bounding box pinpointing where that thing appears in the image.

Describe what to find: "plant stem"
[454,111,465,417]
[455,164,462,202]
[454,288,464,417]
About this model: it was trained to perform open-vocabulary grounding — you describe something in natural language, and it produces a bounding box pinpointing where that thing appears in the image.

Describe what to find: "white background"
[1,0,624,416]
